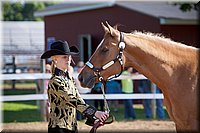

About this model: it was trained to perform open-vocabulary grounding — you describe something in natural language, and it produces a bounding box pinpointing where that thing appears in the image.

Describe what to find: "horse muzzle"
[78,73,96,88]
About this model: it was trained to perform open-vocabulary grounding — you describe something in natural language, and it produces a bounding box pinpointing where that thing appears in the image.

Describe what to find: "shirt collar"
[54,67,70,79]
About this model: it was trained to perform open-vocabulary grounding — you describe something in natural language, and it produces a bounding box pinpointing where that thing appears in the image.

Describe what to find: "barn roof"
[35,1,198,24]
[117,1,197,20]
[34,1,114,17]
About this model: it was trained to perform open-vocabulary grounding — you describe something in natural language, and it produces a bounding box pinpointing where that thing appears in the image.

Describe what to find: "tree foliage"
[2,2,199,21]
[2,1,56,21]
[174,2,199,12]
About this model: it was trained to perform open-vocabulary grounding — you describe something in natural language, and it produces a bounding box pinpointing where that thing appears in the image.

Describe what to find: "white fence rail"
[1,93,164,102]
[2,73,51,80]
[1,73,164,102]
[1,73,147,80]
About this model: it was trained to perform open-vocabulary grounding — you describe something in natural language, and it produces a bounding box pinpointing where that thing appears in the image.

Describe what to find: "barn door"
[79,34,92,63]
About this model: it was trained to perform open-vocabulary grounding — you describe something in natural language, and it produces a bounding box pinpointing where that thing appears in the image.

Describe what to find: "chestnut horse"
[78,22,199,132]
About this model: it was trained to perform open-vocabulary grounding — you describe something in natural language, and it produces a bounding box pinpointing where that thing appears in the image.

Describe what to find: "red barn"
[35,1,198,64]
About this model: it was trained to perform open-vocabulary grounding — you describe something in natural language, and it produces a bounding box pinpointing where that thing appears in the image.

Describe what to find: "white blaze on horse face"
[111,42,118,46]
[89,39,104,62]
[96,39,105,49]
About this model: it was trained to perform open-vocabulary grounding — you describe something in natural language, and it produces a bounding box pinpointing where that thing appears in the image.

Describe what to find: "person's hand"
[94,111,109,122]
[94,119,104,127]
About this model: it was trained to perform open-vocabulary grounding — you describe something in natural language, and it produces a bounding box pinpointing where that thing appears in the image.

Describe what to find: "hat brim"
[41,46,79,59]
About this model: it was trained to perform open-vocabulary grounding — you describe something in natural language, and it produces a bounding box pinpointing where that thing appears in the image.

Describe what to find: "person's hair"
[50,56,57,74]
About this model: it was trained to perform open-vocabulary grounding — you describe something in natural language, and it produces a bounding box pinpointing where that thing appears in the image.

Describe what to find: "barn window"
[79,34,92,63]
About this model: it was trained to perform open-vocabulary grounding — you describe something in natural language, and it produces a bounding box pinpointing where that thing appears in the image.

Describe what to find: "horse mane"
[134,31,168,39]
[131,31,197,49]
[113,24,181,46]
[132,31,174,43]
[113,24,197,49]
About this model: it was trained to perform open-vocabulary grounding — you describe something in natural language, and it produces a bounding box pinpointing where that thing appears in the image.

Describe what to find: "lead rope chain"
[101,80,110,113]
[89,81,111,133]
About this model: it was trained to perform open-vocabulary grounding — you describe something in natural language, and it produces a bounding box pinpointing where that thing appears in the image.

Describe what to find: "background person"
[74,61,91,120]
[105,80,121,112]
[73,61,84,72]
[41,40,108,133]
[91,82,104,111]
[155,86,165,119]
[74,61,91,96]
[138,79,165,119]
[121,67,136,120]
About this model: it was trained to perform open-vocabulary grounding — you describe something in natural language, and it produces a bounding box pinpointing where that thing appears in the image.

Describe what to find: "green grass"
[2,88,42,123]
[2,81,37,89]
[3,101,42,123]
[2,89,169,123]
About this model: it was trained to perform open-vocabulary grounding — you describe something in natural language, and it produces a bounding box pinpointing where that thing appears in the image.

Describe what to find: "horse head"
[78,22,125,88]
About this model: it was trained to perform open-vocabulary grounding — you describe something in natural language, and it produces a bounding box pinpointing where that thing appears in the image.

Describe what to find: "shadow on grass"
[109,105,170,121]
[3,89,36,95]
[3,108,42,123]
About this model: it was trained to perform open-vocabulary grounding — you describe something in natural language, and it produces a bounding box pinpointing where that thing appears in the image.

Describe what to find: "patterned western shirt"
[48,67,94,131]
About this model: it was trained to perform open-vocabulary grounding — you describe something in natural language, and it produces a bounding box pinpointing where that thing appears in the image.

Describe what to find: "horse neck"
[123,32,198,90]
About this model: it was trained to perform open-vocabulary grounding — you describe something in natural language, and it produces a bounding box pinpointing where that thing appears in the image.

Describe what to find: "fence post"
[39,59,46,121]
[151,82,156,119]
[12,55,16,90]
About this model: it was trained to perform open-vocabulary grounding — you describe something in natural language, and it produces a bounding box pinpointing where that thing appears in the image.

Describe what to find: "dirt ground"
[2,120,176,133]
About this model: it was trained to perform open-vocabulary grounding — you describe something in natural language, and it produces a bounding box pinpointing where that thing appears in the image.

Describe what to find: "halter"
[87,32,125,133]
[86,32,125,82]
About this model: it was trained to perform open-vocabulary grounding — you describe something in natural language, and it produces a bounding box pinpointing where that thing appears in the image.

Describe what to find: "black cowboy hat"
[41,40,79,59]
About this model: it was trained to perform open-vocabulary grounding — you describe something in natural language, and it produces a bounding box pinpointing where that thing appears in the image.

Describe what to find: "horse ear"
[105,21,118,37]
[101,22,110,33]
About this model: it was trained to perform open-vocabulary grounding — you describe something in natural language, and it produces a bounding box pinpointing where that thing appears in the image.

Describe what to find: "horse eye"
[101,47,109,53]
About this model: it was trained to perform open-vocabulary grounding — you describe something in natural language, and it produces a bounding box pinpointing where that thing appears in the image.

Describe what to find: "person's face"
[55,55,71,70]
[128,67,133,73]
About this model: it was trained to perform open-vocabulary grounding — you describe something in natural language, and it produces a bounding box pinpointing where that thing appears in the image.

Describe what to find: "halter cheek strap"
[86,32,125,81]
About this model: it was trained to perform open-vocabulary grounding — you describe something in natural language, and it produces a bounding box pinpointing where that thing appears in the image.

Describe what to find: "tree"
[174,2,199,12]
[3,1,25,21]
[2,1,56,21]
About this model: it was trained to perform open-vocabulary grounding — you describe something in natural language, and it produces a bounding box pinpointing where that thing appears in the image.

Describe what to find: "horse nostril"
[78,74,83,83]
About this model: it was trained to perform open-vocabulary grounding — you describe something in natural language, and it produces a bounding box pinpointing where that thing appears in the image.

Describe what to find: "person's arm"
[72,78,108,125]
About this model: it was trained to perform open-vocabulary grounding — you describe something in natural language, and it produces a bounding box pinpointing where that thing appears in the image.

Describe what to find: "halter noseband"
[85,32,125,81]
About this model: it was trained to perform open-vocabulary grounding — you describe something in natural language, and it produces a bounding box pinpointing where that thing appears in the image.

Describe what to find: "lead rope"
[101,80,110,113]
[88,32,125,133]
[89,80,114,133]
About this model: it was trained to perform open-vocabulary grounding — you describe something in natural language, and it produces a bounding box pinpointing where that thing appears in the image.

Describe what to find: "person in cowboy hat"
[41,40,109,133]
